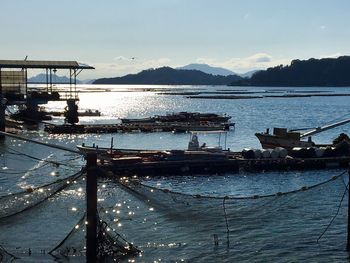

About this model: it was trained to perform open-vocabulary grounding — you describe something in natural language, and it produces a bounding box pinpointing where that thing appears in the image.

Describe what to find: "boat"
[255,128,314,150]
[77,131,229,158]
[76,143,153,155]
[121,112,231,124]
[79,132,350,176]
[256,118,350,150]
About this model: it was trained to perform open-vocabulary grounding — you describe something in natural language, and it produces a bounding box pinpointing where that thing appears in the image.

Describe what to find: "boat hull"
[255,133,314,150]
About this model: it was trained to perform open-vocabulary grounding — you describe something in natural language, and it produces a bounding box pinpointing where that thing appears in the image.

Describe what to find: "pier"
[96,152,350,176]
[0,59,94,137]
[44,121,233,134]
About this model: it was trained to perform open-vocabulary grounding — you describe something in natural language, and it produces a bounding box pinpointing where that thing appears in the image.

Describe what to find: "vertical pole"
[86,152,97,262]
[49,68,52,93]
[224,132,227,150]
[69,69,72,98]
[46,68,48,91]
[74,69,77,99]
[110,137,114,153]
[0,68,5,140]
[25,68,28,97]
[347,167,350,251]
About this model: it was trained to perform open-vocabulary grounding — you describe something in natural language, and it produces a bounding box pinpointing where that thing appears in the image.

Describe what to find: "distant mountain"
[239,70,261,78]
[81,79,96,84]
[230,56,350,87]
[178,63,236,76]
[28,73,83,84]
[93,67,242,85]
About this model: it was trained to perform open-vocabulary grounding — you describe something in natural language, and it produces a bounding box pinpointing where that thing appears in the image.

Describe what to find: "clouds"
[249,53,272,63]
[84,57,172,78]
[196,53,290,73]
[321,52,342,58]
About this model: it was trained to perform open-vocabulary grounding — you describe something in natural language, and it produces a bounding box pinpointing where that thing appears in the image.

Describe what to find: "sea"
[1,85,350,262]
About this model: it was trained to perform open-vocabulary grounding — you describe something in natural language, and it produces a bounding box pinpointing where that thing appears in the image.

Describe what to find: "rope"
[48,212,86,255]
[0,170,84,220]
[130,170,347,201]
[6,147,82,169]
[0,169,84,200]
[97,211,137,248]
[223,197,230,247]
[316,181,349,243]
[0,245,19,261]
[0,131,82,155]
[7,147,63,167]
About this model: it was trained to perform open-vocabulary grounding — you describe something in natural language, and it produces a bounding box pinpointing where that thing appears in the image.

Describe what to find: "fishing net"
[96,171,349,262]
[48,181,140,262]
[0,146,83,196]
[96,215,140,260]
[0,245,17,262]
[0,170,84,219]
[49,212,140,261]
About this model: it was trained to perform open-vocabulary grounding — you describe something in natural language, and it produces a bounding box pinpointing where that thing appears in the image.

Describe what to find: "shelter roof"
[0,60,94,69]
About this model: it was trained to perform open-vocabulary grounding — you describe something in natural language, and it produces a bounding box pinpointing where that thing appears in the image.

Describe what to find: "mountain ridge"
[177,63,236,76]
[93,66,242,85]
[230,56,350,87]
[28,73,94,84]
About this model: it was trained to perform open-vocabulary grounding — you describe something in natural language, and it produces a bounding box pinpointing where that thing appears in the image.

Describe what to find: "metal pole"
[24,68,28,97]
[69,69,72,98]
[110,137,114,153]
[49,68,52,93]
[347,167,350,251]
[86,152,97,263]
[46,68,48,91]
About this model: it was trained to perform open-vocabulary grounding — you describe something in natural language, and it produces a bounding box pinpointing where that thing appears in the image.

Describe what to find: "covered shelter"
[0,59,94,104]
[0,59,94,134]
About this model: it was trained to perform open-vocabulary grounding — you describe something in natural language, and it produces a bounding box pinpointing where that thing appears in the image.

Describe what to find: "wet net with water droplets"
[96,172,349,262]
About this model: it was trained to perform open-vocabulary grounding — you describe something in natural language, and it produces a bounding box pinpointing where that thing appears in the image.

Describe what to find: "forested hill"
[230,56,350,87]
[93,67,242,85]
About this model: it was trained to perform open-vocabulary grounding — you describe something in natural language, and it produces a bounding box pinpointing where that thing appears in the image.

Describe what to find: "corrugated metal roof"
[0,60,94,69]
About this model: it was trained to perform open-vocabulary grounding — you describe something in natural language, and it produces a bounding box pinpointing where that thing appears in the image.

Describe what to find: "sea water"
[0,85,350,262]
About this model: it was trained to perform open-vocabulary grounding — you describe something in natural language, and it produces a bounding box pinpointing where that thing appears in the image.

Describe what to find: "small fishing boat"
[255,128,314,150]
[256,118,350,150]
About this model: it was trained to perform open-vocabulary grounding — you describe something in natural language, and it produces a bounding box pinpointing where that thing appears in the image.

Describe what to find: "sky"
[1,0,350,79]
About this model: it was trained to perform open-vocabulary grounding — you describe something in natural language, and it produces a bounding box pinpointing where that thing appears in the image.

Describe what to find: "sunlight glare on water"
[1,85,350,262]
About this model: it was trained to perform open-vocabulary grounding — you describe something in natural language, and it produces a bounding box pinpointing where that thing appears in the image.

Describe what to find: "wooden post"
[347,167,350,251]
[86,152,97,263]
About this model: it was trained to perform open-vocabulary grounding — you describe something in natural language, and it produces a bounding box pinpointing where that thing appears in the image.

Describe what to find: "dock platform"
[44,122,234,134]
[98,155,350,176]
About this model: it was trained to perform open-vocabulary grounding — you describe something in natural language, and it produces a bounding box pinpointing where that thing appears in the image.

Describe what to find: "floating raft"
[47,109,101,117]
[98,154,350,176]
[44,122,234,134]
